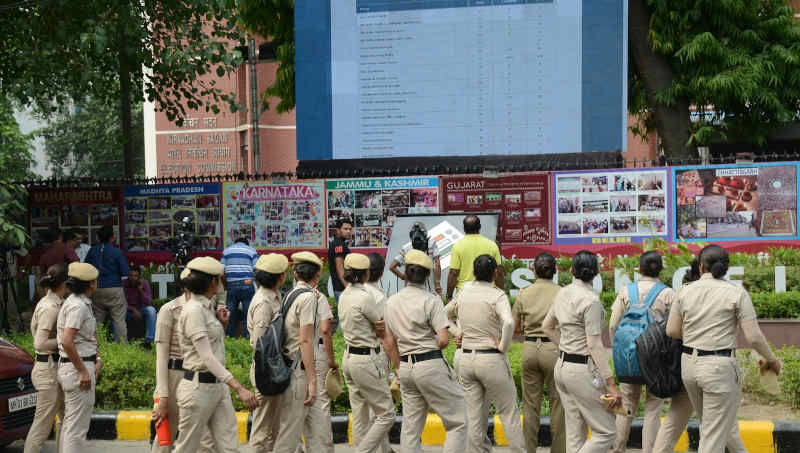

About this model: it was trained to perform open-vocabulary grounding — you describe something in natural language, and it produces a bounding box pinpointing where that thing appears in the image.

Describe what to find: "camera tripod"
[0,255,24,333]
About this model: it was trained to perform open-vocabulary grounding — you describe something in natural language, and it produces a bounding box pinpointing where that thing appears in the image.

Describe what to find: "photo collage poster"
[29,188,121,250]
[441,173,551,244]
[326,177,439,248]
[223,181,325,249]
[122,183,222,252]
[674,164,799,240]
[554,169,668,244]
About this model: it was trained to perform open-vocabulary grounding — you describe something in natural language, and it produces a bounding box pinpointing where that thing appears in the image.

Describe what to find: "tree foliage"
[38,99,145,179]
[630,0,800,149]
[0,99,33,247]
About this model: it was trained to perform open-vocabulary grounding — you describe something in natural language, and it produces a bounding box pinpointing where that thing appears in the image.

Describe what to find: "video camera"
[170,217,199,266]
[409,224,429,254]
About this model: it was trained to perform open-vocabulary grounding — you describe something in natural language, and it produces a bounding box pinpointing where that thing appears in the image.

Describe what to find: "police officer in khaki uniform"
[151,268,216,453]
[666,245,780,453]
[512,253,565,453]
[385,249,466,453]
[449,255,523,453]
[57,262,102,453]
[542,251,621,453]
[248,254,289,453]
[271,251,323,453]
[173,257,258,453]
[25,264,67,453]
[608,251,674,453]
[340,253,399,453]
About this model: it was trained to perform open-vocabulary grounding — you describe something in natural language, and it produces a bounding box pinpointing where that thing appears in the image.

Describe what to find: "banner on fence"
[326,177,439,248]
[673,163,800,241]
[223,181,326,250]
[441,173,551,244]
[122,183,222,252]
[553,168,669,244]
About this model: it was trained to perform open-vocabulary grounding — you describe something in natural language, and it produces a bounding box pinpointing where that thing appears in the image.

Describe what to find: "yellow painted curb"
[116,411,151,441]
[236,412,249,443]
[420,414,447,445]
[739,420,774,453]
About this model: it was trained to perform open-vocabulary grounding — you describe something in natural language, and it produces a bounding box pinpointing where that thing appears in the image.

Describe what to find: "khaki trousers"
[613,383,663,453]
[249,366,281,453]
[521,340,565,453]
[459,352,524,453]
[342,350,395,453]
[398,356,467,453]
[92,287,128,343]
[273,367,311,453]
[296,344,334,453]
[174,378,239,453]
[25,358,63,453]
[652,387,747,453]
[151,369,217,453]
[680,353,743,453]
[553,359,616,453]
[454,349,492,453]
[58,361,95,453]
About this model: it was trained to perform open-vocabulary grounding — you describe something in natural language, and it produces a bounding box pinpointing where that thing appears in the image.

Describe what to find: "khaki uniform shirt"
[670,273,757,351]
[32,291,62,354]
[178,295,226,371]
[339,283,382,349]
[365,282,387,307]
[609,276,675,337]
[385,283,449,356]
[282,282,320,357]
[547,280,605,356]
[154,294,188,360]
[451,281,512,350]
[57,294,98,358]
[513,280,561,338]
[247,287,282,349]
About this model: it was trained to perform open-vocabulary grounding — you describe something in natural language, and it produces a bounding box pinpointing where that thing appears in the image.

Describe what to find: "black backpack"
[254,288,312,396]
[635,314,684,398]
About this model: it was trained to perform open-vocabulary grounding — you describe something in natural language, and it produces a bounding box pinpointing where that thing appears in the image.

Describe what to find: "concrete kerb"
[85,412,799,452]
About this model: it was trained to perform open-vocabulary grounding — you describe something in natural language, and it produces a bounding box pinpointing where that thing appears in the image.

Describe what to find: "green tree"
[38,99,145,179]
[0,0,246,178]
[0,99,33,247]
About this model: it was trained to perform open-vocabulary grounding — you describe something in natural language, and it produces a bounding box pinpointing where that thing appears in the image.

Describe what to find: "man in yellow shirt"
[446,215,504,301]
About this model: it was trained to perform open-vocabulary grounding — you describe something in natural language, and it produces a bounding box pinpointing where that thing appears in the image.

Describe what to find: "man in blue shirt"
[221,237,258,337]
[85,225,130,343]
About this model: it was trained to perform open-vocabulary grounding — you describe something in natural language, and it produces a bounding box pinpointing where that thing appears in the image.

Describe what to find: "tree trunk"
[119,9,134,179]
[629,0,693,162]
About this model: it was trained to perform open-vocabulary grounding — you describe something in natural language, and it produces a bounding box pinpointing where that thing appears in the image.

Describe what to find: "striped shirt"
[220,242,258,282]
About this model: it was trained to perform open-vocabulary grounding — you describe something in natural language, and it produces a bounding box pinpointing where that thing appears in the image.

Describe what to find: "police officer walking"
[542,251,621,453]
[512,253,565,453]
[247,254,289,453]
[151,268,216,452]
[449,255,523,453]
[666,245,781,453]
[25,264,67,453]
[340,253,399,453]
[173,257,258,453]
[57,262,102,453]
[385,250,466,453]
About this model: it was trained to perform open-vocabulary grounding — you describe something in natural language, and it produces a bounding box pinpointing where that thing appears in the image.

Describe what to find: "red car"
[0,338,35,446]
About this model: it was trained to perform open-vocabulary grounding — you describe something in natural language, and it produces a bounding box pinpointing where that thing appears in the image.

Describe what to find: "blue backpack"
[612,282,666,385]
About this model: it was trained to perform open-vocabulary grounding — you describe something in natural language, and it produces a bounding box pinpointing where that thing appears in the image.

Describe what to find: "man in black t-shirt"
[328,218,353,301]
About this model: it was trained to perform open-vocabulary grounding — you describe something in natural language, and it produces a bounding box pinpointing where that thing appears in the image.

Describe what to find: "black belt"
[462,348,501,354]
[525,336,551,343]
[319,338,324,345]
[59,355,97,363]
[36,353,58,363]
[560,352,589,364]
[401,350,444,363]
[184,370,218,384]
[347,346,380,355]
[168,359,184,371]
[682,346,733,357]
[284,355,306,370]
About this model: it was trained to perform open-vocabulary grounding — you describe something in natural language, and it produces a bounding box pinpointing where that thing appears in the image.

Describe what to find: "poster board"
[223,181,326,249]
[673,163,799,241]
[28,187,122,250]
[326,177,439,248]
[122,183,222,252]
[552,168,670,245]
[440,173,550,244]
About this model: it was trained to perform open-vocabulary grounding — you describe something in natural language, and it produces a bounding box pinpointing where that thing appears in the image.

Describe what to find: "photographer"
[389,222,442,294]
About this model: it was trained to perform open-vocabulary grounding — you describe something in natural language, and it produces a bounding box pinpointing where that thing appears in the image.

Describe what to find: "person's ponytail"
[710,260,728,279]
